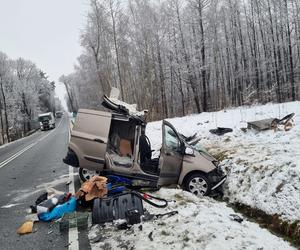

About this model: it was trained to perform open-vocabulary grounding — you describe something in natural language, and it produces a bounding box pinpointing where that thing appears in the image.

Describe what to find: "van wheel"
[79,168,100,182]
[184,173,211,196]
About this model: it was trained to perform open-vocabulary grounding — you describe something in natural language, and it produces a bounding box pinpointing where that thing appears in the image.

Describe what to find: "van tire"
[79,168,100,182]
[184,173,211,196]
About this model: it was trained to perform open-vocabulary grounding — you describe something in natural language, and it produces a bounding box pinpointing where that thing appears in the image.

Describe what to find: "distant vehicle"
[38,112,55,130]
[55,111,63,118]
[63,96,226,197]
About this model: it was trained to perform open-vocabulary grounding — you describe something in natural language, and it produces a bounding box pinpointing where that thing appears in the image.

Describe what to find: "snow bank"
[146,101,300,222]
[89,188,294,249]
[88,101,299,249]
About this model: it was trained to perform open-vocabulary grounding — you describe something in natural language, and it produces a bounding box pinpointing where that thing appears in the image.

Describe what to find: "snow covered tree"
[0,52,55,145]
[61,0,300,120]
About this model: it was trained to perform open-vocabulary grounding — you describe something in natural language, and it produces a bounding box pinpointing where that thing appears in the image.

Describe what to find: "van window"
[164,125,180,151]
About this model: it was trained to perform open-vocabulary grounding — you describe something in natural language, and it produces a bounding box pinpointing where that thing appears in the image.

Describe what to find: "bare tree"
[63,0,299,121]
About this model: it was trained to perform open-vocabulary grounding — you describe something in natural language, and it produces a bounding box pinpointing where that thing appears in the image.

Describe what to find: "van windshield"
[39,116,50,122]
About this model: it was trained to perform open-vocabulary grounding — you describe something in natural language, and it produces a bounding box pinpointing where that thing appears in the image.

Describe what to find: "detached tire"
[184,173,211,196]
[79,168,100,182]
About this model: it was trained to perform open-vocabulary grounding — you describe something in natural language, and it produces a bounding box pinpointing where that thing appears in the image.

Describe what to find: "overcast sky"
[0,0,89,108]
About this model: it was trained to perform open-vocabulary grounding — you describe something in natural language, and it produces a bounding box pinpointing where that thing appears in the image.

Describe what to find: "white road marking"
[0,118,63,169]
[1,203,22,208]
[68,120,79,250]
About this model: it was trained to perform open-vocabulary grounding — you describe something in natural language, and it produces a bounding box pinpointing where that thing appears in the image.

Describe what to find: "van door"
[158,120,183,185]
[71,109,111,169]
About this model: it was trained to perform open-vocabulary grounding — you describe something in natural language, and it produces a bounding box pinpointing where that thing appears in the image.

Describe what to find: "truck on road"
[38,112,55,131]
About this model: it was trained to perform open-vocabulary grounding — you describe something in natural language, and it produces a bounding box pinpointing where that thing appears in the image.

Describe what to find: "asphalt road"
[0,115,90,250]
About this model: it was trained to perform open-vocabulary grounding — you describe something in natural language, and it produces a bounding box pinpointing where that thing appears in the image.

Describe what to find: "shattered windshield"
[39,116,50,122]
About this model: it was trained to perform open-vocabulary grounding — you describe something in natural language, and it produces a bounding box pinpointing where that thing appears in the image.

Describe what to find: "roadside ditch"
[211,150,300,249]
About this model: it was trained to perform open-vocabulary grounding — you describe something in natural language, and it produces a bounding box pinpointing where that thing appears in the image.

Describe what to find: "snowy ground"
[89,189,294,250]
[146,101,300,222]
[89,101,299,249]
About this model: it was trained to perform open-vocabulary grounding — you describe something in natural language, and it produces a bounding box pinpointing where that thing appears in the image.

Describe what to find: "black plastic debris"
[148,231,154,241]
[229,214,243,223]
[36,192,48,205]
[30,192,48,213]
[92,192,144,224]
[116,222,132,230]
[209,127,233,136]
[142,210,178,222]
[125,209,142,225]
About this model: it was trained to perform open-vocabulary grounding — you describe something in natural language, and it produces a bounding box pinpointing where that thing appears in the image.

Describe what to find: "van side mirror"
[185,147,194,156]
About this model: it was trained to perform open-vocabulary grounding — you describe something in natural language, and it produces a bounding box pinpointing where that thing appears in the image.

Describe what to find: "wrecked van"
[63,96,226,196]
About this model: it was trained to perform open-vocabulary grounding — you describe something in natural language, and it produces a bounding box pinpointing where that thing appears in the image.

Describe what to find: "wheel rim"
[81,169,100,180]
[188,177,208,196]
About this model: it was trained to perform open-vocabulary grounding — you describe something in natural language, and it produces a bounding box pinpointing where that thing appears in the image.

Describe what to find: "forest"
[0,52,56,144]
[62,0,300,120]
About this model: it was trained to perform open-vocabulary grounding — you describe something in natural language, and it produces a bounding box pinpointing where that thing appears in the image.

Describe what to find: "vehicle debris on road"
[75,176,108,202]
[17,220,34,235]
[38,196,76,222]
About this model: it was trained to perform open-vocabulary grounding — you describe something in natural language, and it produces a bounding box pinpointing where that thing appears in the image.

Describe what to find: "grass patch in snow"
[229,202,300,248]
[210,149,231,162]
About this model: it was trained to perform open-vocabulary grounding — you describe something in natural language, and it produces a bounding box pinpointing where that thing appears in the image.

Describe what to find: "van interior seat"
[107,120,134,168]
[139,134,152,163]
[109,152,133,168]
[139,134,159,174]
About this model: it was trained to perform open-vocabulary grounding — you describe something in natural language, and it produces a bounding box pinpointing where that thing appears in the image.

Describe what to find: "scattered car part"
[38,197,76,222]
[148,231,154,241]
[30,192,48,213]
[247,118,275,131]
[142,210,178,222]
[248,113,295,131]
[92,190,168,224]
[17,220,34,235]
[209,127,233,136]
[229,214,244,223]
[75,176,107,201]
[125,209,142,225]
[92,192,144,224]
[37,198,58,214]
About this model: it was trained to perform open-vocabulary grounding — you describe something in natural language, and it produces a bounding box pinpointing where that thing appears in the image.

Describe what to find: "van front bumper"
[208,167,227,196]
[211,175,227,191]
